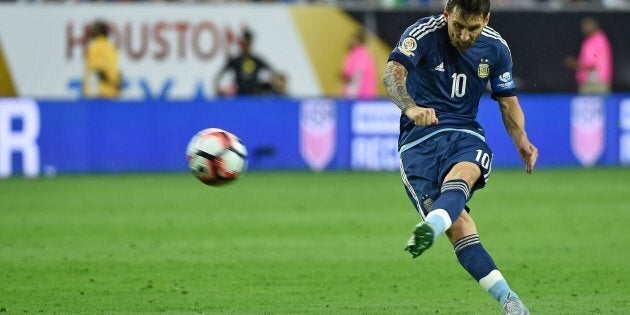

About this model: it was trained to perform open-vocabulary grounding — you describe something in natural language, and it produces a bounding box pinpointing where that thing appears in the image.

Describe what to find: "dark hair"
[445,0,490,18]
[91,20,109,38]
[242,29,254,43]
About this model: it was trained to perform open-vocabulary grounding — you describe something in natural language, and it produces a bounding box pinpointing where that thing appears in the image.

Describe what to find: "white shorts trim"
[399,128,486,154]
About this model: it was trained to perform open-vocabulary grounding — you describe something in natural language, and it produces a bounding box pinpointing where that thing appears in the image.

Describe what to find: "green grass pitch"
[1,168,629,314]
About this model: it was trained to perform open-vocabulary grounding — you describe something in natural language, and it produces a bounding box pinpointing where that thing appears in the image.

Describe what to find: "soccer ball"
[186,128,247,186]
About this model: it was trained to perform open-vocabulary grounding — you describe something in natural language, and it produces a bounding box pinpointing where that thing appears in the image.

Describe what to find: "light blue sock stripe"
[426,216,446,237]
[425,210,451,238]
[488,280,516,305]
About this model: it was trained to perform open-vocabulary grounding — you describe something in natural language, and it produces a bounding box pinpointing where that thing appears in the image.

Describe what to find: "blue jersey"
[388,15,517,152]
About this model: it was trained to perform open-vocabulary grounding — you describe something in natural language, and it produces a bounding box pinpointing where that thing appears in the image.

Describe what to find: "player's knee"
[446,162,481,188]
[446,212,477,243]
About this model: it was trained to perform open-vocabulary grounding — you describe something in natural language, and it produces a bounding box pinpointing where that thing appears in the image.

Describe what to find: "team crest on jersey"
[398,37,417,57]
[422,197,433,213]
[477,59,490,78]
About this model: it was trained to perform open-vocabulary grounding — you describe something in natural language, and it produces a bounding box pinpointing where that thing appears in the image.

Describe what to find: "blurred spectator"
[259,72,288,96]
[341,30,377,99]
[213,29,278,96]
[83,20,121,99]
[564,17,612,94]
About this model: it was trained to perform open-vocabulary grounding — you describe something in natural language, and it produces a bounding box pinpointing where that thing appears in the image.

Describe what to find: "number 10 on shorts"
[475,149,491,169]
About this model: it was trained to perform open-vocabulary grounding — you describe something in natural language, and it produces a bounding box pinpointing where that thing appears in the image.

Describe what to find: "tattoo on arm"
[382,61,416,113]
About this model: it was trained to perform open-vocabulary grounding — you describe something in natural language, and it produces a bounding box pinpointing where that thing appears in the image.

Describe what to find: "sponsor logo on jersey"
[477,59,490,78]
[398,37,417,57]
[434,62,444,72]
[571,96,605,167]
[300,99,336,171]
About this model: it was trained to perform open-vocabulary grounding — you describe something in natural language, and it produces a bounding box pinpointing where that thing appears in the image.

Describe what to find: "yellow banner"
[0,40,16,96]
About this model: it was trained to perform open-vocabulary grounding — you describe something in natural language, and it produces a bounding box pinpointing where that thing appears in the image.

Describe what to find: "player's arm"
[382,60,437,125]
[496,96,538,174]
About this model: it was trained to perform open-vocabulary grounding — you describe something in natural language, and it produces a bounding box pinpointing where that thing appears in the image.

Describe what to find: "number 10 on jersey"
[451,73,467,98]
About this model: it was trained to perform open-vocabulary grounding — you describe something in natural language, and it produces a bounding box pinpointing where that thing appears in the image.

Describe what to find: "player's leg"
[404,161,479,257]
[399,137,444,256]
[446,212,528,314]
[403,133,529,313]
[408,132,492,247]
[399,139,445,257]
[421,161,480,237]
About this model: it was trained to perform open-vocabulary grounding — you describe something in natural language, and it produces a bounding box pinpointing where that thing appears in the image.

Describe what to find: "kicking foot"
[502,295,530,315]
[404,222,435,258]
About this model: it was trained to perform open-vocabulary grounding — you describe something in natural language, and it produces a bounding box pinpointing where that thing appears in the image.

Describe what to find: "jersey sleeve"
[489,43,517,99]
[388,20,426,72]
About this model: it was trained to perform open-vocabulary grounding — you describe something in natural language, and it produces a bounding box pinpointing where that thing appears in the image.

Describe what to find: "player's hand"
[405,106,438,126]
[518,141,538,174]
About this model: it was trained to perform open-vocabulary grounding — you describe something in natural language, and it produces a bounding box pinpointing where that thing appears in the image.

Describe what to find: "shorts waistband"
[398,128,486,154]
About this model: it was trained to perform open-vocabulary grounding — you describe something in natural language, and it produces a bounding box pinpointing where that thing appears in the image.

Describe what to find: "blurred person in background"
[341,30,377,99]
[259,72,288,96]
[214,29,278,96]
[83,20,122,99]
[564,16,612,95]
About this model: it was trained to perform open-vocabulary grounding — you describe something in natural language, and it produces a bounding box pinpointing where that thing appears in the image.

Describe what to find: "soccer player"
[382,1,538,314]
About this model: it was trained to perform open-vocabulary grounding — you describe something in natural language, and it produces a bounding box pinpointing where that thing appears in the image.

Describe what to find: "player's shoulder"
[405,14,447,41]
[479,26,511,52]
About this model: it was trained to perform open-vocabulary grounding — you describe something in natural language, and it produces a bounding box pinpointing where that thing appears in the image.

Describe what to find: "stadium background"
[0,4,629,176]
[1,2,630,314]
